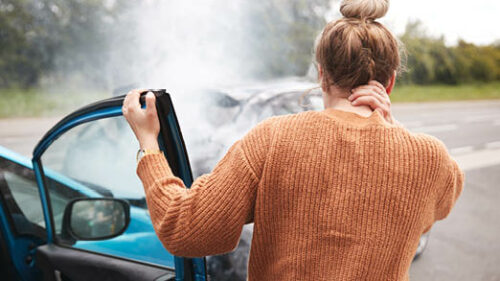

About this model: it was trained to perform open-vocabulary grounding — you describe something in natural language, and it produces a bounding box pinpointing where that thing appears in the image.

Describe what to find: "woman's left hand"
[348,80,397,124]
[122,89,160,150]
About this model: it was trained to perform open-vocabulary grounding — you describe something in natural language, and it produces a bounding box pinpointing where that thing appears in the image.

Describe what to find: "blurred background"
[0,0,498,110]
[0,0,499,280]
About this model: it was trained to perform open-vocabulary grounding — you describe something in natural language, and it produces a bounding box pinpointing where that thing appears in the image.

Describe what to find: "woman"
[123,0,464,279]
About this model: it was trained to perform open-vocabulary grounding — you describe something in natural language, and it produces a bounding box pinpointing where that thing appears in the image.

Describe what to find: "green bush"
[399,21,500,85]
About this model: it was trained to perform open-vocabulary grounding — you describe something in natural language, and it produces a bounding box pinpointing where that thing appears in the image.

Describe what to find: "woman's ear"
[386,71,397,95]
[318,64,323,81]
[318,65,328,93]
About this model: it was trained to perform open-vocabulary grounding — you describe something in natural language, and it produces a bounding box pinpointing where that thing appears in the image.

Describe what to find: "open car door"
[31,90,206,281]
[0,147,47,281]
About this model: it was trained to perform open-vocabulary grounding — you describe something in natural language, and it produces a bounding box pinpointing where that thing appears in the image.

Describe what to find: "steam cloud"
[110,0,252,92]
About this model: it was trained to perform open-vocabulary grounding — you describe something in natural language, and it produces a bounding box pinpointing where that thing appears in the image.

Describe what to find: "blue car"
[0,91,206,281]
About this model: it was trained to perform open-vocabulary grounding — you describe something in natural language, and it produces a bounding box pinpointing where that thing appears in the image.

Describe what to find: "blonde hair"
[315,0,401,91]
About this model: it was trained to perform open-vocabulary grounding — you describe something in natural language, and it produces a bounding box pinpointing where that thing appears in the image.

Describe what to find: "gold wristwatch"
[136,149,162,163]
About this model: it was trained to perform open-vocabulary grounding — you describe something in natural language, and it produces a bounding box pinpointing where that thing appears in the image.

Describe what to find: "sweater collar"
[321,108,386,126]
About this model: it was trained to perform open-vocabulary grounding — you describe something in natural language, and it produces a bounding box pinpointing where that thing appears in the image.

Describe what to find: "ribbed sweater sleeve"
[434,143,465,221]
[136,120,272,257]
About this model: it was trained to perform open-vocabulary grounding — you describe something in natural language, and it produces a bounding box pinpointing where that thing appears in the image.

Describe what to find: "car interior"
[0,227,17,281]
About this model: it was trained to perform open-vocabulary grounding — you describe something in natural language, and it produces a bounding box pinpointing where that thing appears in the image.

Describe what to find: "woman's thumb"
[145,92,157,114]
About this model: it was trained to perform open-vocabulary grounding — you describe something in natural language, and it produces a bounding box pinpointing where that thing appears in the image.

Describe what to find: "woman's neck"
[322,87,373,117]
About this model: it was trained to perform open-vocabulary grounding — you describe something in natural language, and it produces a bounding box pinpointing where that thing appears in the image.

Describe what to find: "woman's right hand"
[348,80,397,124]
[122,90,161,150]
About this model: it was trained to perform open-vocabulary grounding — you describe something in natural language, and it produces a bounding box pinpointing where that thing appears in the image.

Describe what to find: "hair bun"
[340,0,389,20]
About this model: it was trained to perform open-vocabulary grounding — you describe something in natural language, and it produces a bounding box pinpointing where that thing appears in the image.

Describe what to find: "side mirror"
[62,198,130,241]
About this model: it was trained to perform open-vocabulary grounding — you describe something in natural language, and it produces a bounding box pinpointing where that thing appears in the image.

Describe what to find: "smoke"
[43,1,328,279]
[108,0,252,92]
[40,0,331,184]
[55,0,333,91]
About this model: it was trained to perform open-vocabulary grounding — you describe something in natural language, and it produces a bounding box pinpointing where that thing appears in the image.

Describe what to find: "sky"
[382,0,500,45]
[329,0,499,46]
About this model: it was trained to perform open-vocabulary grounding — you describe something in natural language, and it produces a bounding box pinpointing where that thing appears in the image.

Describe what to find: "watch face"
[136,149,145,163]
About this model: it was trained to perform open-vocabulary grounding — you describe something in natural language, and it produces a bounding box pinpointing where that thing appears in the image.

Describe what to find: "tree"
[0,0,128,88]
[241,0,335,78]
[0,0,44,87]
[399,21,500,85]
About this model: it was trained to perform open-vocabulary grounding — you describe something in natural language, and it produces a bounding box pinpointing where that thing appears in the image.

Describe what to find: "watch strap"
[136,149,162,163]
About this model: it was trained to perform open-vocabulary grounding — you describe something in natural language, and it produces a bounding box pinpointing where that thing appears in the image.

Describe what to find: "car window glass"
[42,118,142,198]
[45,176,86,235]
[40,116,175,268]
[0,158,45,238]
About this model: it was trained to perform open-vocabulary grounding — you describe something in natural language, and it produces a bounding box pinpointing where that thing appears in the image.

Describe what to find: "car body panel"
[0,145,33,169]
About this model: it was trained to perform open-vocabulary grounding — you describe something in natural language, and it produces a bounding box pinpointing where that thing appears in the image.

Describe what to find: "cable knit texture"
[137,108,464,281]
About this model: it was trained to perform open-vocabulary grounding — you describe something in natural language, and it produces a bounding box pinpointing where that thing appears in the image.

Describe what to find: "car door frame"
[0,146,50,281]
[31,91,206,281]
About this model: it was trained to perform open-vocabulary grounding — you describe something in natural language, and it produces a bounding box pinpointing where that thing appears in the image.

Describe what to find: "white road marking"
[486,141,500,149]
[412,124,459,134]
[450,146,475,155]
[402,121,424,128]
[493,120,500,126]
[454,148,500,171]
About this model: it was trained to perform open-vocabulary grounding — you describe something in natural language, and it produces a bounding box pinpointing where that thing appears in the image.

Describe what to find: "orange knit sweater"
[137,108,464,281]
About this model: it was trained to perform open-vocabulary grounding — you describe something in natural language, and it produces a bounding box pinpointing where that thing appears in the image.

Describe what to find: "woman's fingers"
[123,89,147,121]
[128,89,142,109]
[122,89,161,149]
[350,81,394,124]
[124,89,146,110]
[350,89,388,107]
[351,94,393,122]
[145,92,157,116]
[352,94,394,123]
[352,96,387,115]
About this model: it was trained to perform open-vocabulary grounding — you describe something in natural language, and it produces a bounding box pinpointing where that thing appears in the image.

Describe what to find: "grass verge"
[0,88,108,118]
[391,82,500,103]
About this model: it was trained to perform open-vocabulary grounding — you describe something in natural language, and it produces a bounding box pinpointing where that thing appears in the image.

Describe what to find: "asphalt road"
[1,100,499,280]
